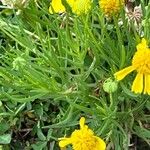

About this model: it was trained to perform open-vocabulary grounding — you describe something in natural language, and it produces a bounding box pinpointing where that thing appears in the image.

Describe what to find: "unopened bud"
[103,78,118,93]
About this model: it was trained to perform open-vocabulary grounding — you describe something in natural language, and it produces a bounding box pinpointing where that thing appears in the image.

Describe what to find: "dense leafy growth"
[0,0,150,149]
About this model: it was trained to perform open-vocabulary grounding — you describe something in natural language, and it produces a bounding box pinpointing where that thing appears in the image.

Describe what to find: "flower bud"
[103,78,118,93]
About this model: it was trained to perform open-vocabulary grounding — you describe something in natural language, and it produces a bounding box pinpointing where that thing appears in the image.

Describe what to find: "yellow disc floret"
[71,0,92,15]
[99,0,125,17]
[132,44,150,74]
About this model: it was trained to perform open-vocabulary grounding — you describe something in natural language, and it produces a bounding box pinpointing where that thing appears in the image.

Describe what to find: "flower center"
[100,0,124,15]
[72,0,91,15]
[132,49,150,74]
[71,129,98,150]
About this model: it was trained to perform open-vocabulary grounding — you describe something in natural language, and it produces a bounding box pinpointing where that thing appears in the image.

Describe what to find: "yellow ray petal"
[114,66,135,81]
[144,74,150,95]
[79,117,85,129]
[59,138,72,148]
[94,137,106,150]
[136,38,147,51]
[131,73,143,93]
[49,0,66,14]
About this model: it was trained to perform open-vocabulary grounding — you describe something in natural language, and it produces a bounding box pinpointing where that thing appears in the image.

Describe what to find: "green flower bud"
[103,78,118,93]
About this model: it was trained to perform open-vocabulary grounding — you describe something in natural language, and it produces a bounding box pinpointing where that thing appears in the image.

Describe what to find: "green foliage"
[0,134,11,144]
[0,0,150,149]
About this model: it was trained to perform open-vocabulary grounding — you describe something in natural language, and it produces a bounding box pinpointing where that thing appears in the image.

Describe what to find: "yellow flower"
[114,38,150,95]
[71,0,92,15]
[49,0,74,14]
[59,117,106,150]
[49,0,92,15]
[99,0,124,16]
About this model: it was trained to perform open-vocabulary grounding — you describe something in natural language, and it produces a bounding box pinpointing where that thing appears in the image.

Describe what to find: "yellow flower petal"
[49,0,66,14]
[136,38,148,51]
[94,137,106,150]
[131,73,143,93]
[79,117,85,129]
[59,138,72,148]
[114,66,135,81]
[144,74,150,95]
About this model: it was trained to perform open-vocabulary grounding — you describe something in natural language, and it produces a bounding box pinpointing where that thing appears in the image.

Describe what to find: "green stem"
[110,92,113,108]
